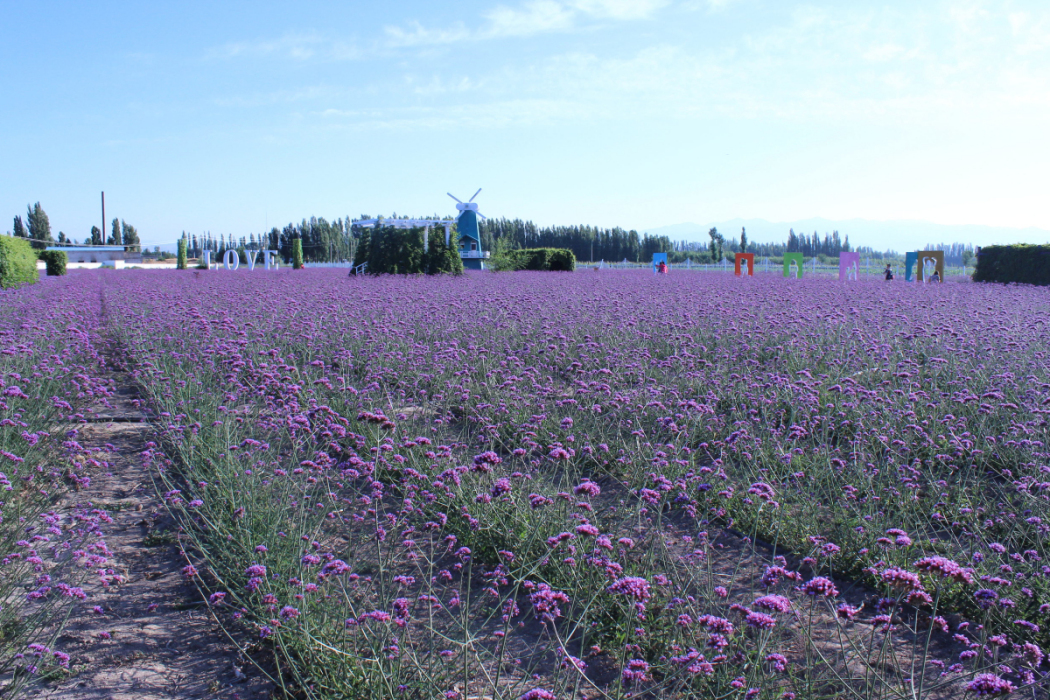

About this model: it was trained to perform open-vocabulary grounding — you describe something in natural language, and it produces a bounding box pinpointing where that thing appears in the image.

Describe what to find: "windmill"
[448,189,488,269]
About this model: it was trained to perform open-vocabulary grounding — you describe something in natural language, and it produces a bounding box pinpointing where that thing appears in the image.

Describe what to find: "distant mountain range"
[643,218,1050,253]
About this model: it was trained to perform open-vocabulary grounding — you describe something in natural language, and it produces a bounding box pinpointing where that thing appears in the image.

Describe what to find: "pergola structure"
[351,217,454,252]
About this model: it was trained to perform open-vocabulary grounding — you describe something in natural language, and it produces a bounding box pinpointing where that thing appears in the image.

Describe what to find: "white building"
[45,246,142,264]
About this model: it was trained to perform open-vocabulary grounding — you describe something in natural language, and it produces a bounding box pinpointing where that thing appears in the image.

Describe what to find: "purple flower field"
[0,277,113,694]
[5,268,1050,699]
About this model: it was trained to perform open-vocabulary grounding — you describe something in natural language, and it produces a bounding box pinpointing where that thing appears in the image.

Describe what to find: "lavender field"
[4,268,1050,699]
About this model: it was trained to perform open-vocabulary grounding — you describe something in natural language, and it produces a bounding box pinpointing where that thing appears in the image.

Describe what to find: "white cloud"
[315,98,587,130]
[210,33,326,60]
[210,1,1050,132]
[567,0,670,20]
[484,0,576,36]
[409,75,478,95]
[384,21,472,47]
[385,0,669,46]
[1009,11,1050,54]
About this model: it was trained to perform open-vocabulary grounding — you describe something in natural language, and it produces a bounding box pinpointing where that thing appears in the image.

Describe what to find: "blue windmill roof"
[456,210,481,243]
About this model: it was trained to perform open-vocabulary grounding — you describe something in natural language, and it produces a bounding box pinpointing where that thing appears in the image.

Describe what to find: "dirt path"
[27,367,274,700]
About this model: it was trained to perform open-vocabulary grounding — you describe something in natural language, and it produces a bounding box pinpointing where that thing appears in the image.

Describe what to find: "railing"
[597,259,974,278]
[460,251,490,259]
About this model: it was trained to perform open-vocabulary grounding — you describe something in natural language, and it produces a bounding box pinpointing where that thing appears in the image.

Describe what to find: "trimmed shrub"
[973,244,1050,286]
[292,238,304,269]
[548,248,576,272]
[177,239,188,269]
[38,249,67,276]
[0,236,40,289]
[500,248,576,272]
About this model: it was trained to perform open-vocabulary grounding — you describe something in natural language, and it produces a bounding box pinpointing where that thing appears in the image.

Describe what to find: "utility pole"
[101,191,105,247]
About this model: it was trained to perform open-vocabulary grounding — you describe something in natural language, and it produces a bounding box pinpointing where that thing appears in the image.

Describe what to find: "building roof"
[45,246,127,253]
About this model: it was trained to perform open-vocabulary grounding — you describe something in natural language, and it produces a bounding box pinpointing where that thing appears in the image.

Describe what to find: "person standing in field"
[884,264,894,281]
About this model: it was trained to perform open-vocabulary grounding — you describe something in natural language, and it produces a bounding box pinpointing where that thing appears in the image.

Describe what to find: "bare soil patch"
[26,372,274,700]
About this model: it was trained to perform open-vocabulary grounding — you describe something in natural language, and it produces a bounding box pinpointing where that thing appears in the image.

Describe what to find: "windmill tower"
[448,189,488,270]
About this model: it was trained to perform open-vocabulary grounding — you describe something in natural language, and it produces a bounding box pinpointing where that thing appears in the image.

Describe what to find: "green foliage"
[121,220,140,248]
[352,225,463,275]
[668,250,714,264]
[370,226,419,274]
[973,244,1050,286]
[12,215,27,238]
[176,238,188,270]
[0,236,40,289]
[351,228,371,270]
[479,217,655,262]
[108,218,121,245]
[548,248,575,271]
[89,226,103,246]
[37,250,67,276]
[489,236,525,271]
[292,238,304,269]
[424,226,463,275]
[708,227,724,261]
[25,203,52,248]
[740,226,748,253]
[497,247,576,272]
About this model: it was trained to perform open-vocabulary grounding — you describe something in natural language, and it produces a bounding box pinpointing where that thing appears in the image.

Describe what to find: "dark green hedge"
[37,250,68,276]
[973,244,1050,286]
[0,236,40,289]
[507,248,576,272]
[352,226,463,275]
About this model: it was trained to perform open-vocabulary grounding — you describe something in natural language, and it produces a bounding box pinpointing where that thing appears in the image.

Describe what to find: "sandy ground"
[26,369,274,700]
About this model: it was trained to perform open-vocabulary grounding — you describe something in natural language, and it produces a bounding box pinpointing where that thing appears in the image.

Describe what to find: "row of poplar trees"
[10,203,140,250]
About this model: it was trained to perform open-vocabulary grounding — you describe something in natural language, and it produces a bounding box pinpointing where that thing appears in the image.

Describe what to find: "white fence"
[595,258,973,278]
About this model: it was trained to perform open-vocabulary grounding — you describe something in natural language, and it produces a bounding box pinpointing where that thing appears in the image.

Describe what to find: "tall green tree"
[121,220,140,248]
[425,226,462,275]
[109,218,121,245]
[740,227,748,253]
[12,215,27,238]
[351,227,371,269]
[26,203,52,247]
[708,227,724,261]
[90,226,103,245]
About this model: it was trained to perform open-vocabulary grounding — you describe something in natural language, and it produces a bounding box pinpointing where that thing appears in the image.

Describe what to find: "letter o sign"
[224,249,240,271]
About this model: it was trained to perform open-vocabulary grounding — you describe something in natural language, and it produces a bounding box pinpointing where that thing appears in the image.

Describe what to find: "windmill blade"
[477,212,487,220]
[468,188,482,202]
[447,192,463,204]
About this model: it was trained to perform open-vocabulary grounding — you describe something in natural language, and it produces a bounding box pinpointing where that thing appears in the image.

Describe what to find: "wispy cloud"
[315,98,587,130]
[207,1,1050,132]
[207,32,361,61]
[210,33,323,60]
[482,0,576,37]
[383,21,472,48]
[566,0,670,20]
[385,0,669,46]
[213,85,345,108]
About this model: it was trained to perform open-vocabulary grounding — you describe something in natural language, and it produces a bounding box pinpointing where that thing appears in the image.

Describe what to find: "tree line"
[5,203,981,267]
[9,202,140,250]
[182,216,359,263]
[477,218,673,263]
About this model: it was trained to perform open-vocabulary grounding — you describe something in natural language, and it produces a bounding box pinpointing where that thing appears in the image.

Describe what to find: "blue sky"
[2,0,1048,248]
